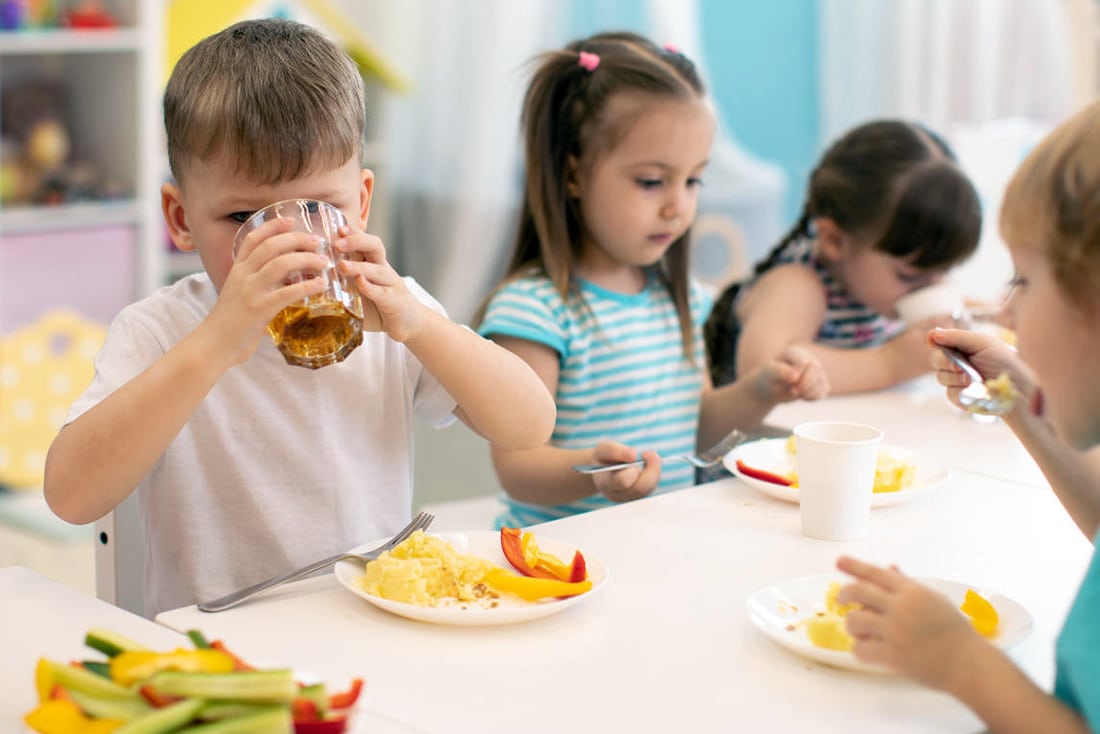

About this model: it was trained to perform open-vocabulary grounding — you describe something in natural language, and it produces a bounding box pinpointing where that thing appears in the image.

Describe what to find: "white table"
[766,375,1045,486]
[158,467,1091,734]
[1,566,420,734]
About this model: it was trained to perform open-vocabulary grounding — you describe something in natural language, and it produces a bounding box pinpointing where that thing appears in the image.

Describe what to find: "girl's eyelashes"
[634,177,705,190]
[229,211,254,224]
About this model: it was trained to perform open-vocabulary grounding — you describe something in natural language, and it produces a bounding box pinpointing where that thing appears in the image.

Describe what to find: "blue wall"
[568,0,820,221]
[699,0,819,219]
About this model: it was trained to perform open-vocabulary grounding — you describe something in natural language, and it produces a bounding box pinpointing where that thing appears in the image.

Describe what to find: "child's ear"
[358,168,374,229]
[161,183,194,253]
[813,217,850,261]
[565,155,581,198]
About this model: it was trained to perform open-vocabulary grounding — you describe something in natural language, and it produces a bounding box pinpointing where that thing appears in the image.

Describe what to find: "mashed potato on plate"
[359,531,497,607]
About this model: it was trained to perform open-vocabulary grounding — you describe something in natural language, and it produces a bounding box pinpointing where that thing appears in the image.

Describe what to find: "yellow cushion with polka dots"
[0,310,105,489]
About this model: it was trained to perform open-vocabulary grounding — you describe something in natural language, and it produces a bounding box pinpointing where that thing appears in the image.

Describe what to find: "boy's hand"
[209,217,331,365]
[835,556,983,691]
[751,345,829,403]
[928,328,1035,411]
[335,225,422,342]
[590,440,660,502]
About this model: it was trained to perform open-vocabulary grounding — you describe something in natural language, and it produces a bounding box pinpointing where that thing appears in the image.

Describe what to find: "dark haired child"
[705,119,982,394]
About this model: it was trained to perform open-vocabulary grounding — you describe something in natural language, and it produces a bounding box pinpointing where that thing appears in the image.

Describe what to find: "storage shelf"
[0,201,142,234]
[0,28,142,55]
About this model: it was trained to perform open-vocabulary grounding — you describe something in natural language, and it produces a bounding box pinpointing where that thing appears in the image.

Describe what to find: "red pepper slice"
[568,550,587,583]
[293,697,319,721]
[294,713,349,734]
[735,459,792,486]
[209,640,256,671]
[139,684,183,708]
[500,528,560,580]
[328,678,363,709]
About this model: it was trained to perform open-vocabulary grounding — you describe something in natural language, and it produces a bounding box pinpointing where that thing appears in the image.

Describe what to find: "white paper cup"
[795,421,883,541]
[894,282,964,324]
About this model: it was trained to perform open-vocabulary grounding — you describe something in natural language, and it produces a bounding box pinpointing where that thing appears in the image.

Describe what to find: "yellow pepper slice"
[109,648,235,686]
[35,658,54,703]
[520,532,574,580]
[484,567,592,601]
[24,699,124,734]
[960,588,999,638]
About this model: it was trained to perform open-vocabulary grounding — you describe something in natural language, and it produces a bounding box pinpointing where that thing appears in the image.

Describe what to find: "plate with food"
[724,436,948,508]
[334,529,608,626]
[746,574,1032,673]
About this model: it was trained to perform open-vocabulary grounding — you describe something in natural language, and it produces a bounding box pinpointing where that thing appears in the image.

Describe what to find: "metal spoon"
[939,346,1016,416]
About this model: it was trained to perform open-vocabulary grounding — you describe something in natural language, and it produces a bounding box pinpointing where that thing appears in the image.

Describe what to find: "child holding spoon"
[838,100,1100,732]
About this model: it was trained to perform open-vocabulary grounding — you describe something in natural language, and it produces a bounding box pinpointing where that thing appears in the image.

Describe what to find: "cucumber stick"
[67,688,153,721]
[86,628,152,658]
[147,669,297,703]
[113,698,204,734]
[47,660,139,700]
[182,706,292,732]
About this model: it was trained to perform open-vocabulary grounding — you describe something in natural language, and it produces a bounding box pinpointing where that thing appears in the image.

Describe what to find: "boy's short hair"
[1000,100,1100,314]
[164,18,365,186]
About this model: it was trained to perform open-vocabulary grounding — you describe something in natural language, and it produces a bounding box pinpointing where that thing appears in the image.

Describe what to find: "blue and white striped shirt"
[479,270,711,528]
[733,235,903,353]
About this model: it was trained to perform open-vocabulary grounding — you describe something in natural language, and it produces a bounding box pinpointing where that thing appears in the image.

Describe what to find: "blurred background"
[1,0,1097,609]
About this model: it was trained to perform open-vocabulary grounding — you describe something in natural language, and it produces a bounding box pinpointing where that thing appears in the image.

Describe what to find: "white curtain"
[338,1,786,317]
[820,0,1078,143]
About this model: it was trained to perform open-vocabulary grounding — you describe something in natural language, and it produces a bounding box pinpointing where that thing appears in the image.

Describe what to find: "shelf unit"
[0,5,164,332]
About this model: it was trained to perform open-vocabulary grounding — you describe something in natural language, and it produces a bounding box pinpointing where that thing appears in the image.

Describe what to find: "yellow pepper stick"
[109,649,235,686]
[24,699,124,734]
[484,568,592,601]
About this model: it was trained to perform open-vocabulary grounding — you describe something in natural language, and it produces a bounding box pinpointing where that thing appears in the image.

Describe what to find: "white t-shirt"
[66,273,457,616]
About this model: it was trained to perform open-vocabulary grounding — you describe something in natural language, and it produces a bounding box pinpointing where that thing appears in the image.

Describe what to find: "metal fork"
[197,511,435,612]
[572,428,750,474]
[939,346,1015,416]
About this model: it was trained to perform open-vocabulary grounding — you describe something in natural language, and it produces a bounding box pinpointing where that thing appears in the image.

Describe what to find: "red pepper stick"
[735,459,792,486]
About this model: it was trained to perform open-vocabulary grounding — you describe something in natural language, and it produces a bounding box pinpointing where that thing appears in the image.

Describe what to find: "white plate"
[724,438,949,508]
[746,573,1032,673]
[334,530,607,626]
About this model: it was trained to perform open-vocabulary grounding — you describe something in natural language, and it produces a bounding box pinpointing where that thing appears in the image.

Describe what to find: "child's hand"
[210,216,332,364]
[751,345,829,403]
[335,225,421,342]
[590,440,660,502]
[928,328,1035,411]
[882,315,956,379]
[835,555,983,691]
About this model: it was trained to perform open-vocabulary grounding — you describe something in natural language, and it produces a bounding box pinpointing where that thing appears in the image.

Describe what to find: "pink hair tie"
[663,43,679,54]
[578,51,600,72]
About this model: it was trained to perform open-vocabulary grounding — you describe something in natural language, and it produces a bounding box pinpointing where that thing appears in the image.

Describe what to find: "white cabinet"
[0,2,164,331]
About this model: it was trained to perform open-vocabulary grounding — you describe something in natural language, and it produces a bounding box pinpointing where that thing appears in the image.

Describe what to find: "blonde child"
[476,32,827,529]
[705,120,982,394]
[839,100,1100,732]
[43,19,555,615]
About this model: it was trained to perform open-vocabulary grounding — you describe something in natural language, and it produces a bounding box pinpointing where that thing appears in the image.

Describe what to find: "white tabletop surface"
[2,566,422,733]
[766,375,1045,486]
[157,466,1092,734]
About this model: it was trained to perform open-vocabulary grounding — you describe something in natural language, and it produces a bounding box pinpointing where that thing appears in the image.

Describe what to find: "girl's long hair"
[477,31,705,359]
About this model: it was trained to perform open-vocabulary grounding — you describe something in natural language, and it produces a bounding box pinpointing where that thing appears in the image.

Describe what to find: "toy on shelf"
[0,79,118,206]
[59,0,116,28]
